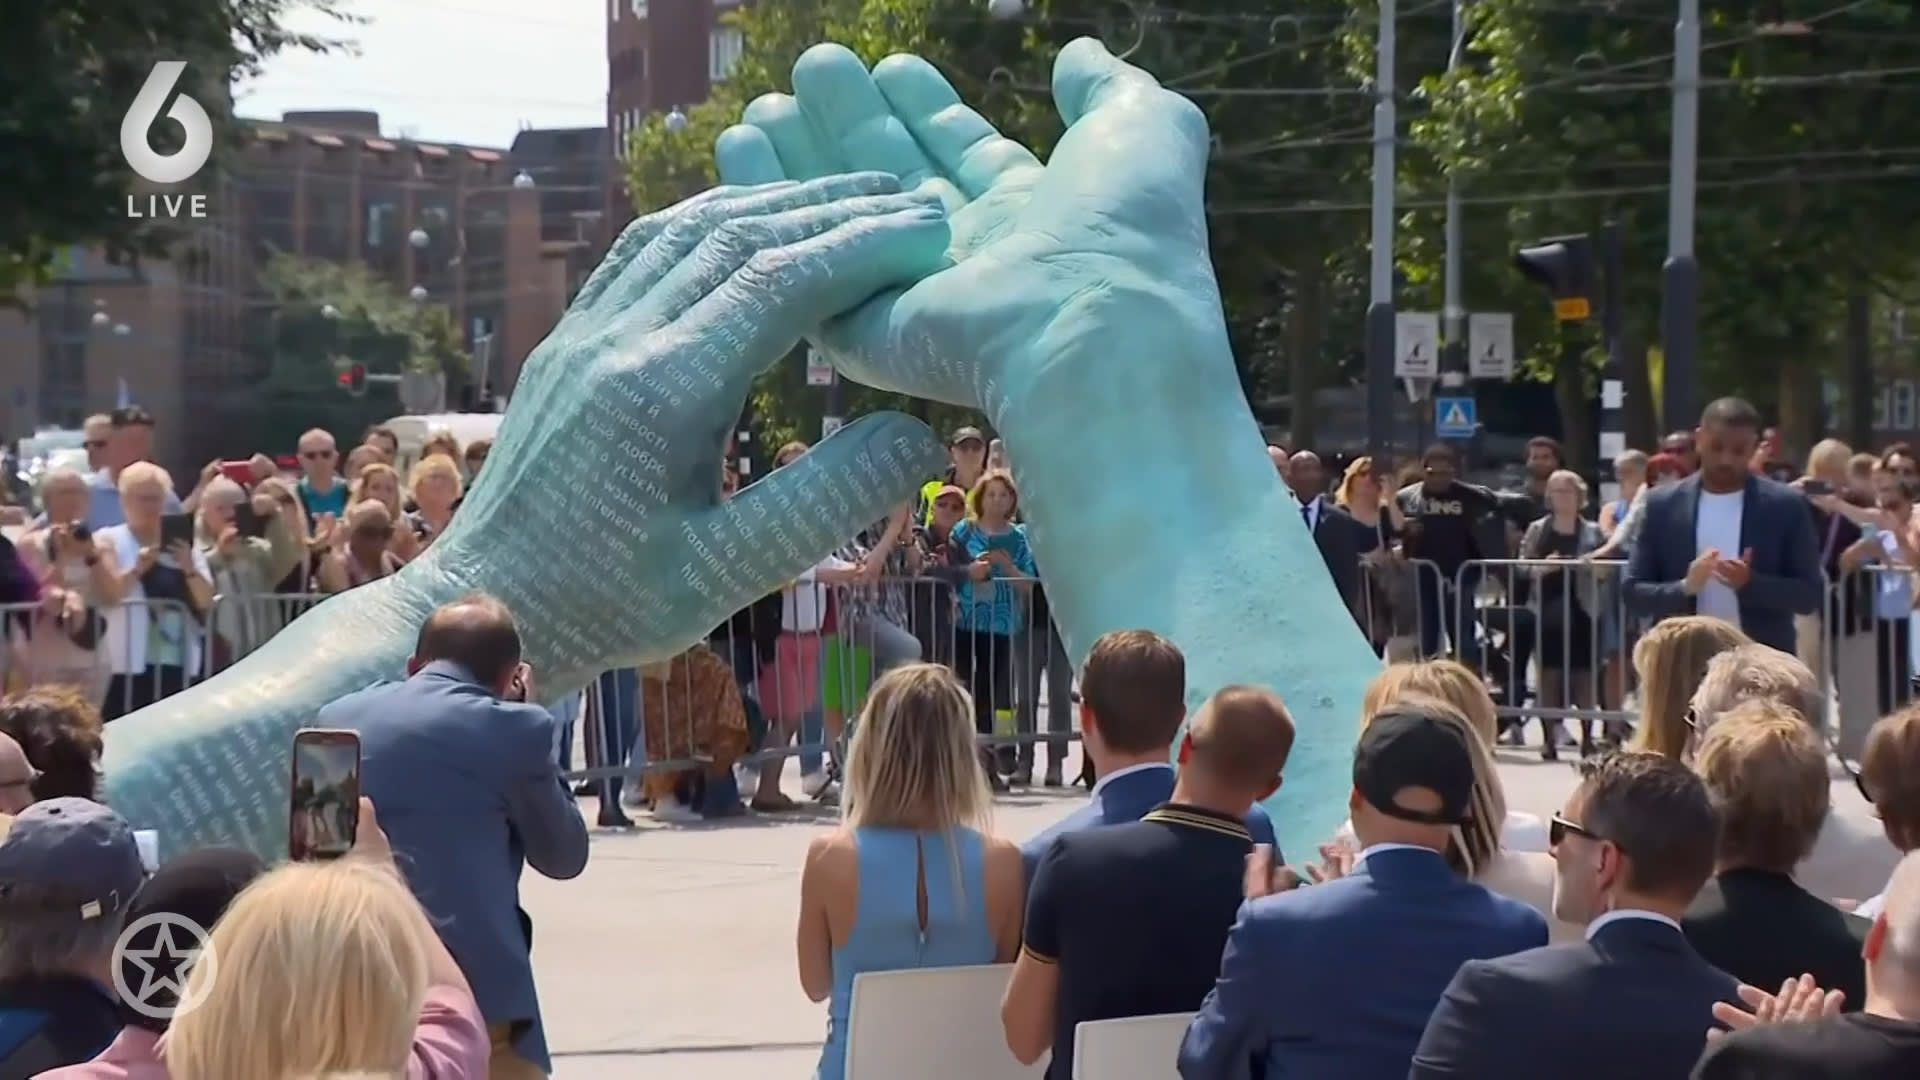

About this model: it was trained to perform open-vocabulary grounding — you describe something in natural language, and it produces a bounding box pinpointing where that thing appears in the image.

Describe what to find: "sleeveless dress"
[815,826,998,1080]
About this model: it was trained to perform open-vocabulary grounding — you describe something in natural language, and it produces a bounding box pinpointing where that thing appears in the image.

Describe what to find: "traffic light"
[338,363,367,397]
[1513,235,1595,321]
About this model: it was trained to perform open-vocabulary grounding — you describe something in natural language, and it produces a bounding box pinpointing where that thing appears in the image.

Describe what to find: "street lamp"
[664,107,688,134]
[985,0,1024,18]
[410,285,429,302]
[512,170,536,190]
[321,303,340,319]
[112,323,130,337]
[408,228,430,250]
[90,310,110,329]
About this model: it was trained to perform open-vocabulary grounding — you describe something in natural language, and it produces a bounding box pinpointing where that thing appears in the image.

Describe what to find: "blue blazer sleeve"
[1244,803,1277,851]
[1179,900,1277,1080]
[1410,958,1511,1078]
[1623,493,1691,616]
[498,699,590,880]
[1745,487,1823,615]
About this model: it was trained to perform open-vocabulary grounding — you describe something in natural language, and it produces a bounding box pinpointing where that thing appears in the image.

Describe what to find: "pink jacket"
[36,985,489,1080]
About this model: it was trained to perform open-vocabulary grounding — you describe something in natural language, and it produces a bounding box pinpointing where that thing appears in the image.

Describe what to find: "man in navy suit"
[1411,752,1739,1078]
[1624,396,1822,654]
[319,594,589,1080]
[1178,705,1546,1080]
[1020,630,1275,879]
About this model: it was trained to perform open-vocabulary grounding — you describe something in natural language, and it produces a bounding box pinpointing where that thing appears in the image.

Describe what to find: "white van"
[381,412,505,478]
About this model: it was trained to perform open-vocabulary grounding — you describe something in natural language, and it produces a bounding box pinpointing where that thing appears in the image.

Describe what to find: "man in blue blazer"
[1623,396,1822,654]
[318,594,589,1080]
[1021,630,1275,878]
[1411,752,1739,1078]
[1178,706,1546,1080]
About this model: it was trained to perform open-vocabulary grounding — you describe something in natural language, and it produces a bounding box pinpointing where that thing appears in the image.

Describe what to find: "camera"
[68,521,90,544]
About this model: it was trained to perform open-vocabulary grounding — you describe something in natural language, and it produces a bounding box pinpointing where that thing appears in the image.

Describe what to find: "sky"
[234,0,608,149]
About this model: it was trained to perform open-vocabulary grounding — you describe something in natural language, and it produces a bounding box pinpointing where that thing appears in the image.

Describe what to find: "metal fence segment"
[9,564,1913,785]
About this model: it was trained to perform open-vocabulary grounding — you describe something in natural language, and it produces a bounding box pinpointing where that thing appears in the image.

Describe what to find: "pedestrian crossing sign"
[1436,396,1478,438]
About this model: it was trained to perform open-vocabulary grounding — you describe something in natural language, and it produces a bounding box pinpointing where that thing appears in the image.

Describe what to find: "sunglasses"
[302,449,336,460]
[83,439,107,450]
[1548,813,1599,848]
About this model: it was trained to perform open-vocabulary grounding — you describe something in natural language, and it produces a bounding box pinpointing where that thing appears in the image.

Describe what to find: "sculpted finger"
[572,185,767,314]
[704,412,946,601]
[1047,37,1211,233]
[791,44,961,207]
[740,93,838,181]
[681,202,950,380]
[601,173,901,312]
[714,125,787,186]
[872,53,1041,200]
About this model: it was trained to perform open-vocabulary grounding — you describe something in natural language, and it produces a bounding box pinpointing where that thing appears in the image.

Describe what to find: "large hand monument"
[103,41,1376,864]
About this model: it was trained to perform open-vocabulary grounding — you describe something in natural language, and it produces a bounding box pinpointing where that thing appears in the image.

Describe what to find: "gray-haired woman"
[196,476,305,671]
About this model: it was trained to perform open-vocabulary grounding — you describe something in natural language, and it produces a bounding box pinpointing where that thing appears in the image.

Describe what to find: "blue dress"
[815,826,999,1080]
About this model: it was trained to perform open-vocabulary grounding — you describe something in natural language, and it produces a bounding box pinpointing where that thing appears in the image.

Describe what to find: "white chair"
[845,964,1048,1080]
[1071,1013,1195,1080]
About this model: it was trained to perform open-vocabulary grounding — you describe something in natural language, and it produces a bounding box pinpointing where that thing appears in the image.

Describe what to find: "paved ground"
[529,742,1884,1079]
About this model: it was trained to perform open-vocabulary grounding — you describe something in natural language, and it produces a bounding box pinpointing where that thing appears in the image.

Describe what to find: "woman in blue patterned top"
[950,470,1036,789]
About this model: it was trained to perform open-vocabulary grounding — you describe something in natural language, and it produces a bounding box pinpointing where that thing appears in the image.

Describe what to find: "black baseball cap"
[1353,706,1477,825]
[949,426,986,448]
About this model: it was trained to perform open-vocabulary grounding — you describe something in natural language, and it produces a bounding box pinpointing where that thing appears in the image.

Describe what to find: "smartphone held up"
[288,728,361,861]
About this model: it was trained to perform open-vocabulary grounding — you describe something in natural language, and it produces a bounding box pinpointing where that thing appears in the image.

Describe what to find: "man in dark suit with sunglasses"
[1411,752,1739,1079]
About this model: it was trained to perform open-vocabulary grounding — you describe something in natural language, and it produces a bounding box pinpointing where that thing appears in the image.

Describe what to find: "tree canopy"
[632,0,1920,456]
[3,0,349,298]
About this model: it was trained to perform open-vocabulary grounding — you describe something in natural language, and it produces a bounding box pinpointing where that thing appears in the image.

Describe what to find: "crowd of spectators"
[0,407,494,719]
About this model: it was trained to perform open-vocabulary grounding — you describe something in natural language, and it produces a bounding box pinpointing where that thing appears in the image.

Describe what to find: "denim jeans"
[595,667,642,806]
[1013,618,1075,770]
[1416,563,1483,666]
[548,690,583,771]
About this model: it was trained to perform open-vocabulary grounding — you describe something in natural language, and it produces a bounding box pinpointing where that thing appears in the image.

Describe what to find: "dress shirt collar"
[1091,761,1173,800]
[1584,908,1682,941]
[1352,842,1442,867]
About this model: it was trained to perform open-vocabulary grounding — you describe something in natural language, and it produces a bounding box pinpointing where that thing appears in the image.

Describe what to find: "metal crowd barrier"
[557,575,1085,787]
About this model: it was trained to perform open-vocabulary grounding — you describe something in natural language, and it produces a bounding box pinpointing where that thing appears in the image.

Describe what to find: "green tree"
[225,255,469,452]
[2,0,351,298]
[1412,0,1920,453]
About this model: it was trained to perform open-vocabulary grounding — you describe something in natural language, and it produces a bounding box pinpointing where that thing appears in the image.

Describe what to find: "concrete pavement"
[530,744,1885,1079]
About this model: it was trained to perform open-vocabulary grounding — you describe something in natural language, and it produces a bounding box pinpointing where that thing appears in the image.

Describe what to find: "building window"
[709,27,744,82]
[1895,381,1915,431]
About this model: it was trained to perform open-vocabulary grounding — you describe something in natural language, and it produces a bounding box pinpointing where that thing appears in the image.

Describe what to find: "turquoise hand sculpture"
[716,41,1375,858]
[102,175,952,859]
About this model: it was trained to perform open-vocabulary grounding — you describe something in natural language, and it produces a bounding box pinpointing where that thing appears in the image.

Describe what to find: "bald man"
[0,732,37,815]
[1695,849,1920,1076]
[317,592,586,1079]
[1003,686,1294,1075]
[1287,449,1370,625]
[1267,444,1290,482]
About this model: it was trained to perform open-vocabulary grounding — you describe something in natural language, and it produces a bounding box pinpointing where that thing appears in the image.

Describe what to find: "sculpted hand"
[716,40,1373,858]
[103,174,953,859]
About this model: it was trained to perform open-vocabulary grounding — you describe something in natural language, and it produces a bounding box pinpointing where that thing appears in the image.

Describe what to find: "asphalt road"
[527,744,1886,1080]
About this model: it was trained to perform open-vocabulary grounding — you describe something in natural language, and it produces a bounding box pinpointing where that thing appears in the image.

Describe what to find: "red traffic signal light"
[338,363,367,396]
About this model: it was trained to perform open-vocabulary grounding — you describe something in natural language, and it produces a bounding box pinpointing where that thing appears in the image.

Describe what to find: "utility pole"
[1660,0,1700,432]
[1364,0,1399,457]
[1440,0,1469,386]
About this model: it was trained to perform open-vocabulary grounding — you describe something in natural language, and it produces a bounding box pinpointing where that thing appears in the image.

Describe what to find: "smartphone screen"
[159,512,195,548]
[288,729,361,861]
[233,503,266,539]
[1802,480,1833,497]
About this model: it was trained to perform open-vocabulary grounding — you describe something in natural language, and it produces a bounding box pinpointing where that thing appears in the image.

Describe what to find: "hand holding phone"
[159,512,195,549]
[289,729,362,861]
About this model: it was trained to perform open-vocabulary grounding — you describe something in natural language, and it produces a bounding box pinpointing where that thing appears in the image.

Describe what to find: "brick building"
[0,112,606,475]
[605,0,746,229]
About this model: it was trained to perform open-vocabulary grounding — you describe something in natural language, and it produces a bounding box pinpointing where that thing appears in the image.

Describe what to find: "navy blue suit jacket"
[317,661,590,1072]
[1177,846,1546,1080]
[1020,764,1276,879]
[1622,474,1822,654]
[1410,915,1740,1079]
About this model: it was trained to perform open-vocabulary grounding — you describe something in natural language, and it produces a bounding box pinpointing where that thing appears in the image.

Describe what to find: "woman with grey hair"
[1688,644,1899,905]
[195,475,304,671]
